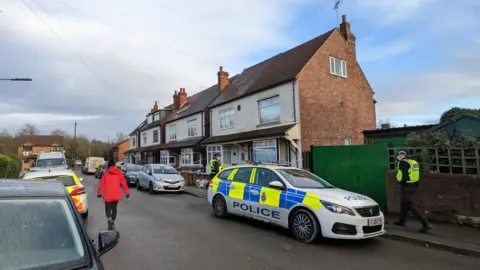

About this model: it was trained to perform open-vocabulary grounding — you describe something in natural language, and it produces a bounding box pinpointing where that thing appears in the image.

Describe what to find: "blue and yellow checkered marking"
[213,180,322,210]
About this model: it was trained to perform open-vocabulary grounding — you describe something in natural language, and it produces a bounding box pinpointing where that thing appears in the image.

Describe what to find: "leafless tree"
[18,123,39,136]
[115,132,129,143]
[51,129,68,137]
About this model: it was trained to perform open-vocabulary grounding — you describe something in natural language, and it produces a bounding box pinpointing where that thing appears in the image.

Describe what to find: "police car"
[207,165,385,243]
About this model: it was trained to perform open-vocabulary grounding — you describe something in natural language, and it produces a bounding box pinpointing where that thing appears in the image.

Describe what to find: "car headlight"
[156,177,163,181]
[180,177,184,182]
[320,201,355,216]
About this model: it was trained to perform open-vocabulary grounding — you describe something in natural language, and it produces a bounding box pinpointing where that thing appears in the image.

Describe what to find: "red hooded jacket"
[97,166,130,202]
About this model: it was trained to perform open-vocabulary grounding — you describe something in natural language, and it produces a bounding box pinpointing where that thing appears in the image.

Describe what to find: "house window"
[51,146,60,152]
[132,137,136,148]
[207,145,222,173]
[169,124,177,140]
[188,119,197,137]
[147,115,153,124]
[153,130,159,143]
[160,150,176,164]
[180,148,202,166]
[344,137,352,146]
[23,145,32,151]
[258,95,280,124]
[253,139,277,163]
[153,112,160,122]
[220,108,234,129]
[142,132,147,145]
[329,57,347,77]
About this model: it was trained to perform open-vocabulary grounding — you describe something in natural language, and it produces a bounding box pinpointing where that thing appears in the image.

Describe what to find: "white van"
[82,157,105,174]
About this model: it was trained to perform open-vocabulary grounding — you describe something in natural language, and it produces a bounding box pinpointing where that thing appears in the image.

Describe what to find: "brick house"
[201,15,376,170]
[112,138,131,162]
[15,135,64,170]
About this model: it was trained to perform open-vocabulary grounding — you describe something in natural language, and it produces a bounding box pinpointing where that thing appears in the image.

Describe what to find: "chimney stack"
[151,101,158,113]
[339,15,356,57]
[173,90,179,110]
[178,88,188,108]
[217,66,229,91]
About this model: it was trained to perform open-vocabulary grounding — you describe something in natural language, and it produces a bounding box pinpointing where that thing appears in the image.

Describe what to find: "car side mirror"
[97,230,120,256]
[269,180,284,190]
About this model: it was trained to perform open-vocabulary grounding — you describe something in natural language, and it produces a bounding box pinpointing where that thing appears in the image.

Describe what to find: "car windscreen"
[0,198,89,270]
[153,165,177,174]
[36,158,66,167]
[128,165,142,172]
[276,169,335,189]
[27,175,77,187]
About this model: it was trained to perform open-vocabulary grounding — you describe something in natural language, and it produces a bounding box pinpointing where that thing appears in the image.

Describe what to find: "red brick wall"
[386,172,480,222]
[297,30,376,150]
[117,139,130,162]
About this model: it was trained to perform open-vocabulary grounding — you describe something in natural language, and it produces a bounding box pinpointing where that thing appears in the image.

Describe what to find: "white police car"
[207,165,385,243]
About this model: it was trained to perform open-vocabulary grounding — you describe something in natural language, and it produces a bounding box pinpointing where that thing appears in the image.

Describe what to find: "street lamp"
[0,78,32,81]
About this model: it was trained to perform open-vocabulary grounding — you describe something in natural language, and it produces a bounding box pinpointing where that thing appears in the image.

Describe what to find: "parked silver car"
[136,164,185,194]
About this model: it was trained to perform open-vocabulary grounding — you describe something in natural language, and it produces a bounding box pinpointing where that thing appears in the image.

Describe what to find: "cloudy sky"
[1,0,479,140]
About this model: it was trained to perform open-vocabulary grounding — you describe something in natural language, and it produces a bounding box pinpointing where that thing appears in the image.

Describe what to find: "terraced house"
[126,15,376,171]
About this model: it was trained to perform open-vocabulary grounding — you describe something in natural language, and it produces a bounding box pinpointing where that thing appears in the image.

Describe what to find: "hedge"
[0,154,22,178]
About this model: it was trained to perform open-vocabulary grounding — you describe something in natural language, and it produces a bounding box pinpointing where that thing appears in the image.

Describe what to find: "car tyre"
[136,179,141,190]
[148,182,155,194]
[212,195,227,218]
[289,208,320,244]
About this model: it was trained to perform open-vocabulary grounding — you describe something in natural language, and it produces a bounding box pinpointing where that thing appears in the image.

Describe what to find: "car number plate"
[367,217,383,226]
[168,184,177,187]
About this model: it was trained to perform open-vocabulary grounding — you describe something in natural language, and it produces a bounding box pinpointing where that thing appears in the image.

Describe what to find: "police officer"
[394,150,433,233]
[210,152,223,179]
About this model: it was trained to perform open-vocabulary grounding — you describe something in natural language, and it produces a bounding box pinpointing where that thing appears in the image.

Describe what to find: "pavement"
[184,186,480,257]
[80,173,479,270]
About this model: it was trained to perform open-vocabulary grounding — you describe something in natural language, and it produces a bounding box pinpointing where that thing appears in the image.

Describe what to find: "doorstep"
[383,215,480,257]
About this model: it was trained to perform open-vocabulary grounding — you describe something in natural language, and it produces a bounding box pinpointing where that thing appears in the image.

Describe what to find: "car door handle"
[250,190,259,195]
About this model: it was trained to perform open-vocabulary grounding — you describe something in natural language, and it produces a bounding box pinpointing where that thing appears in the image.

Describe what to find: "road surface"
[80,172,479,270]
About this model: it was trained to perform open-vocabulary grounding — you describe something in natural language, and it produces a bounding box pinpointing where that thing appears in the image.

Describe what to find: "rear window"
[36,158,66,167]
[0,198,88,269]
[28,175,77,187]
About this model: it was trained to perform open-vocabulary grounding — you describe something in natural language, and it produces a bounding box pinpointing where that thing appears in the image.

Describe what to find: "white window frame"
[153,112,160,122]
[131,137,136,148]
[160,150,176,165]
[344,137,352,146]
[180,148,202,166]
[219,108,234,129]
[206,145,222,173]
[252,139,278,163]
[329,56,347,77]
[258,95,280,124]
[187,119,197,137]
[147,115,153,124]
[142,132,147,145]
[169,124,177,140]
[153,130,159,143]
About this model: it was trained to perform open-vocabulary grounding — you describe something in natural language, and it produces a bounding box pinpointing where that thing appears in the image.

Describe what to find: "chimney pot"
[342,15,347,23]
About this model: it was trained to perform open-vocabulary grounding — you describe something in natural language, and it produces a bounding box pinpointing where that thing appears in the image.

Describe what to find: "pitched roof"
[165,76,239,123]
[425,114,480,133]
[209,29,336,108]
[14,135,64,146]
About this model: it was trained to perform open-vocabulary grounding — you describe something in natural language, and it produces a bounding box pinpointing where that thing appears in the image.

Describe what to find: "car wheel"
[136,179,141,190]
[148,182,155,194]
[289,208,320,244]
[212,195,227,218]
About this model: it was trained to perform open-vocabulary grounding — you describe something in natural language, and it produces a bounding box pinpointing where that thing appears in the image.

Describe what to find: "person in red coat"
[97,160,130,230]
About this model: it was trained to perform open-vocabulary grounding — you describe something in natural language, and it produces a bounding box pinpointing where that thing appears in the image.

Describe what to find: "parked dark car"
[121,164,142,186]
[0,179,120,269]
[95,163,108,179]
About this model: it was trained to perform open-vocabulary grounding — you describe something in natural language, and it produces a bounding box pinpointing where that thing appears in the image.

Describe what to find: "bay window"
[160,150,176,165]
[258,96,280,124]
[252,139,277,163]
[180,148,202,166]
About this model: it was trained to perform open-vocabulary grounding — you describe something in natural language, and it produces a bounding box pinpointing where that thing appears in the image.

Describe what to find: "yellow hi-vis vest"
[209,159,222,175]
[396,159,420,184]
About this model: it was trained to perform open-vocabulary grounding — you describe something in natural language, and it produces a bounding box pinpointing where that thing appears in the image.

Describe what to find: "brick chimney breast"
[173,90,179,110]
[217,66,229,91]
[151,101,158,113]
[340,15,356,44]
[178,88,188,108]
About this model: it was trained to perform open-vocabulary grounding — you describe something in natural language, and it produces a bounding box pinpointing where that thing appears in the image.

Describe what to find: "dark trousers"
[105,201,119,221]
[399,186,429,226]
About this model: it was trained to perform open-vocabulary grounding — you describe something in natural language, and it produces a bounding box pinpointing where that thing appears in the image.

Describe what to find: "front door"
[249,168,288,226]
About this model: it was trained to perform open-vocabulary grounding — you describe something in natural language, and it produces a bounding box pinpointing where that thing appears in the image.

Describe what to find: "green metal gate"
[311,145,388,212]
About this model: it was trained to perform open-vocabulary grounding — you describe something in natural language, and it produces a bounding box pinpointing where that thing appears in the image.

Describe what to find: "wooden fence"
[388,147,480,175]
